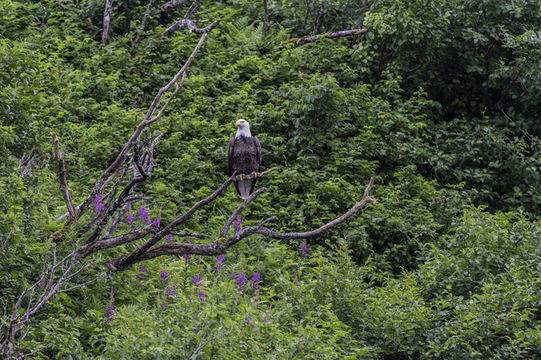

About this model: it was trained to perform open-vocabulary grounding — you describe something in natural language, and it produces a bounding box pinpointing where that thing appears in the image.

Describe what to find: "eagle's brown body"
[228,135,261,199]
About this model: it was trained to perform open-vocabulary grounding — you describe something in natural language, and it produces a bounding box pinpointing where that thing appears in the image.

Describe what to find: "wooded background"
[1,0,540,358]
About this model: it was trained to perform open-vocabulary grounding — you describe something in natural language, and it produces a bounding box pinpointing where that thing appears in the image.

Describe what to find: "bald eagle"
[228,119,261,199]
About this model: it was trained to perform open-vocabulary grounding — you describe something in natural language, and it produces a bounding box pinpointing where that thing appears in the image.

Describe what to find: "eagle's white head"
[235,119,252,138]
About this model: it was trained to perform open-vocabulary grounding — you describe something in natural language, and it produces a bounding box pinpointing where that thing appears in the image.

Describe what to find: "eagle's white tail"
[237,180,253,199]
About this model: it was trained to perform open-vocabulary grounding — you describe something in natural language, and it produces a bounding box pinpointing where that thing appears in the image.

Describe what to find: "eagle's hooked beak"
[235,120,242,127]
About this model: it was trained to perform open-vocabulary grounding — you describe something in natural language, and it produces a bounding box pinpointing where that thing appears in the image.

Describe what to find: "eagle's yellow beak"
[235,120,242,127]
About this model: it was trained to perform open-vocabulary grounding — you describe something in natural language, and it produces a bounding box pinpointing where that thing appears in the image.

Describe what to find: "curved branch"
[107,178,375,269]
[255,177,375,239]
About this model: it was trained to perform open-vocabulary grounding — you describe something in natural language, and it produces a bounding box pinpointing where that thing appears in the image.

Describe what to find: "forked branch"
[106,176,375,269]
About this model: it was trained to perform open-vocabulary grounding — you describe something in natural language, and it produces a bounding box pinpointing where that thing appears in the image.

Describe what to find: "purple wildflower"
[230,272,236,279]
[161,303,168,309]
[166,234,173,242]
[246,318,254,329]
[79,169,83,174]
[192,275,201,287]
[160,270,168,282]
[104,305,114,324]
[182,253,192,266]
[234,218,242,233]
[197,289,206,302]
[126,213,134,224]
[299,243,307,255]
[137,205,149,222]
[40,280,46,288]
[152,217,161,228]
[249,273,261,289]
[136,266,146,285]
[215,254,225,271]
[235,273,246,294]
[94,195,104,213]
[263,318,269,323]
[166,288,175,297]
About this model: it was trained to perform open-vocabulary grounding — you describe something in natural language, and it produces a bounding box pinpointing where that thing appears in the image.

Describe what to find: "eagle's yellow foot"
[238,174,245,181]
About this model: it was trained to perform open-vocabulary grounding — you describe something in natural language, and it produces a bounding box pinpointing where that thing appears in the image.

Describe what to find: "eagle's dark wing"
[253,136,262,172]
[227,137,235,176]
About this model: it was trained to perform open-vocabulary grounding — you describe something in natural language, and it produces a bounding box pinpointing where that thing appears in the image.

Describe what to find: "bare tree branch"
[152,0,189,15]
[312,8,324,35]
[107,177,375,268]
[51,133,76,220]
[233,167,276,181]
[113,172,238,270]
[160,18,220,39]
[102,0,114,45]
[220,187,267,238]
[254,177,375,239]
[0,247,100,357]
[280,28,368,49]
[170,231,206,238]
[132,0,157,45]
[79,226,153,258]
[262,0,270,37]
[0,232,11,257]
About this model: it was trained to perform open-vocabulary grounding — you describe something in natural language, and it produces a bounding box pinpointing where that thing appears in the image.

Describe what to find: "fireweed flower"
[197,289,206,302]
[182,254,192,266]
[94,195,104,213]
[235,273,246,294]
[249,273,261,289]
[215,254,225,271]
[136,266,146,285]
[234,218,242,233]
[137,205,149,223]
[104,305,114,324]
[160,270,168,282]
[299,243,307,255]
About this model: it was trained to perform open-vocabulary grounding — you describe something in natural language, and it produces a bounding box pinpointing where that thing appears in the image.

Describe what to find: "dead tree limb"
[262,0,270,37]
[51,133,76,220]
[132,0,157,45]
[105,177,375,268]
[279,28,368,49]
[101,0,114,45]
[152,0,189,15]
[0,247,100,358]
[160,18,220,39]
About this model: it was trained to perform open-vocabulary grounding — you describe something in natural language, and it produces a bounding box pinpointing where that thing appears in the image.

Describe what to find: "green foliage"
[2,0,541,358]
